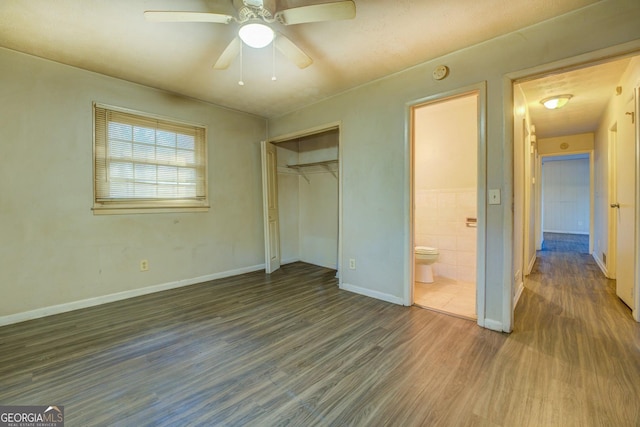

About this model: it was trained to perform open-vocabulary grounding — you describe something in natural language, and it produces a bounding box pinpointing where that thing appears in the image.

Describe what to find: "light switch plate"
[489,189,501,205]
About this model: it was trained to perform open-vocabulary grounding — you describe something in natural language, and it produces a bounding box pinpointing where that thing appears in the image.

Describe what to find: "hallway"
[492,232,640,424]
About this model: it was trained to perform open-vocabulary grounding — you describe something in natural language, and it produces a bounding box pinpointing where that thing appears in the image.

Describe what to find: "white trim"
[267,121,343,284]
[513,281,525,308]
[504,41,640,334]
[483,319,504,332]
[0,264,265,327]
[593,253,609,277]
[634,86,640,323]
[404,83,488,327]
[542,229,590,235]
[340,283,404,305]
[526,253,537,276]
[502,77,515,334]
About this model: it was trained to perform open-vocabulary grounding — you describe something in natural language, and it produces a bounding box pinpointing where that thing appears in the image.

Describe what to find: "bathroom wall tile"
[457,236,477,251]
[415,190,429,206]
[437,206,457,221]
[437,221,458,236]
[437,192,456,209]
[423,236,438,247]
[416,188,478,284]
[424,222,442,236]
[415,234,438,247]
[457,190,477,209]
[438,235,457,250]
[457,266,477,283]
[436,263,457,280]
[457,251,477,267]
[414,233,427,247]
[438,249,456,266]
[414,218,428,235]
[458,225,477,239]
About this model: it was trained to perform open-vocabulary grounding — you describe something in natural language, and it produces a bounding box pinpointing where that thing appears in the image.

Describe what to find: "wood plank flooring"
[1,248,639,426]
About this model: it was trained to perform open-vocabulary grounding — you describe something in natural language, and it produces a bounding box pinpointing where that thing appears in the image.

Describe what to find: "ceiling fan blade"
[276,1,355,25]
[214,37,241,69]
[275,33,313,69]
[144,11,234,24]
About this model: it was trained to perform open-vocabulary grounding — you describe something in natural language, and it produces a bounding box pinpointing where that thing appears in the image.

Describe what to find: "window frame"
[92,102,209,215]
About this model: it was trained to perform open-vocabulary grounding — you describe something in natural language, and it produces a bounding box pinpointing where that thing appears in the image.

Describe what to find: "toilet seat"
[415,246,438,255]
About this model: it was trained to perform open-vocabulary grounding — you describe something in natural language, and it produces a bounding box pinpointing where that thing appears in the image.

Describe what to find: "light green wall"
[267,0,640,330]
[0,47,267,321]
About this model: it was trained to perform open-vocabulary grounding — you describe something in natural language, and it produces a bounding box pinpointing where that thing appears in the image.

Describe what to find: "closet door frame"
[267,122,343,281]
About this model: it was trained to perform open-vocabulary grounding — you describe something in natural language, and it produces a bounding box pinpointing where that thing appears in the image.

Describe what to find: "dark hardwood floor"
[1,246,639,425]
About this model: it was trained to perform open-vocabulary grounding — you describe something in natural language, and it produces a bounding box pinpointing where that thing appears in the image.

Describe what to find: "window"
[93,104,208,214]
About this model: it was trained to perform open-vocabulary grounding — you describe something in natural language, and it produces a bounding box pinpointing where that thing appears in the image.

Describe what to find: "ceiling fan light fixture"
[540,94,573,110]
[238,22,274,48]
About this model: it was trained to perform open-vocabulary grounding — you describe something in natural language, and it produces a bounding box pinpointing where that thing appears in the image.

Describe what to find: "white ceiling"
[0,0,604,120]
[518,57,634,139]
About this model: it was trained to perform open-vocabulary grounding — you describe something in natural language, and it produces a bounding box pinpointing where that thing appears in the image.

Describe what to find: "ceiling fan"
[144,0,356,70]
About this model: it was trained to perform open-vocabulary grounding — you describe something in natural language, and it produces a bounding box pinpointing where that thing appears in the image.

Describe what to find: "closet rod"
[286,159,338,169]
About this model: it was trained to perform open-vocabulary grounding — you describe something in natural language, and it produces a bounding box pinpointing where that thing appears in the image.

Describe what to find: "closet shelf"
[285,159,338,183]
[286,159,338,169]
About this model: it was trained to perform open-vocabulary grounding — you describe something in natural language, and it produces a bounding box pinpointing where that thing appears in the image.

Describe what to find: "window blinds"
[94,104,208,211]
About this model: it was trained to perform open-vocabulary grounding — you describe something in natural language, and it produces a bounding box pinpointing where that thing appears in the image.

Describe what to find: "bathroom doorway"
[410,91,480,320]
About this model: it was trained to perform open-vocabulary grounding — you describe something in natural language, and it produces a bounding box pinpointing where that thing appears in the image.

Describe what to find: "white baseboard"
[339,282,404,305]
[526,254,536,275]
[592,253,609,277]
[0,264,265,327]
[513,281,525,308]
[542,230,589,235]
[483,319,504,332]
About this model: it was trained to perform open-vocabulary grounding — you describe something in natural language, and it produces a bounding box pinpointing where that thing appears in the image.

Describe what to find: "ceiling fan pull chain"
[272,41,277,81]
[239,42,245,86]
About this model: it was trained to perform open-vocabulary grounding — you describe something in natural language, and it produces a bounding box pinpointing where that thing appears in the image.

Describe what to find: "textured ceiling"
[518,57,634,139]
[0,0,601,118]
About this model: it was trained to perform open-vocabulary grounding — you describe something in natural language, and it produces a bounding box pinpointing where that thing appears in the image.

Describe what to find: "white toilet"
[415,246,439,283]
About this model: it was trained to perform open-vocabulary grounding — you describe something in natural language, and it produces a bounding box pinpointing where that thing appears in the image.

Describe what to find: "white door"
[261,141,281,273]
[614,93,637,308]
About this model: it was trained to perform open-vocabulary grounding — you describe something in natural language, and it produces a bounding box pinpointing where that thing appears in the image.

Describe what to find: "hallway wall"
[542,158,590,234]
[593,56,640,277]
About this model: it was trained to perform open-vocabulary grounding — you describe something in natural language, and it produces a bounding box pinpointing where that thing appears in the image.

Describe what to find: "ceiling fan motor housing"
[234,0,276,22]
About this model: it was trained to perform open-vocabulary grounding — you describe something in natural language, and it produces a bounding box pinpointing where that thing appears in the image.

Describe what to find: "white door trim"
[268,121,343,283]
[404,82,488,328]
[505,41,640,330]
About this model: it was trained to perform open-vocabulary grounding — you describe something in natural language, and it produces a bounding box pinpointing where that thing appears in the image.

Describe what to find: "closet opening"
[262,124,342,279]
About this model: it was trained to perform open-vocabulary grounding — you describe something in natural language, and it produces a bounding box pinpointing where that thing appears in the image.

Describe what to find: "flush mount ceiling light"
[540,94,573,110]
[238,22,274,48]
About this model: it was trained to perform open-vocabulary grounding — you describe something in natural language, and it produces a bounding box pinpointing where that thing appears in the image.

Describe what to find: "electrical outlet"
[140,259,149,272]
[349,258,356,269]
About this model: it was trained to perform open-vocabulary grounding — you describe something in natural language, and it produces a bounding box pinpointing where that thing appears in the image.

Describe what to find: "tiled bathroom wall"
[415,188,477,283]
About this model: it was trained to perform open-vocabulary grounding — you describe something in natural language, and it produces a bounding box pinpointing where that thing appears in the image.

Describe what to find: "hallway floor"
[503,232,640,425]
[541,231,589,253]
